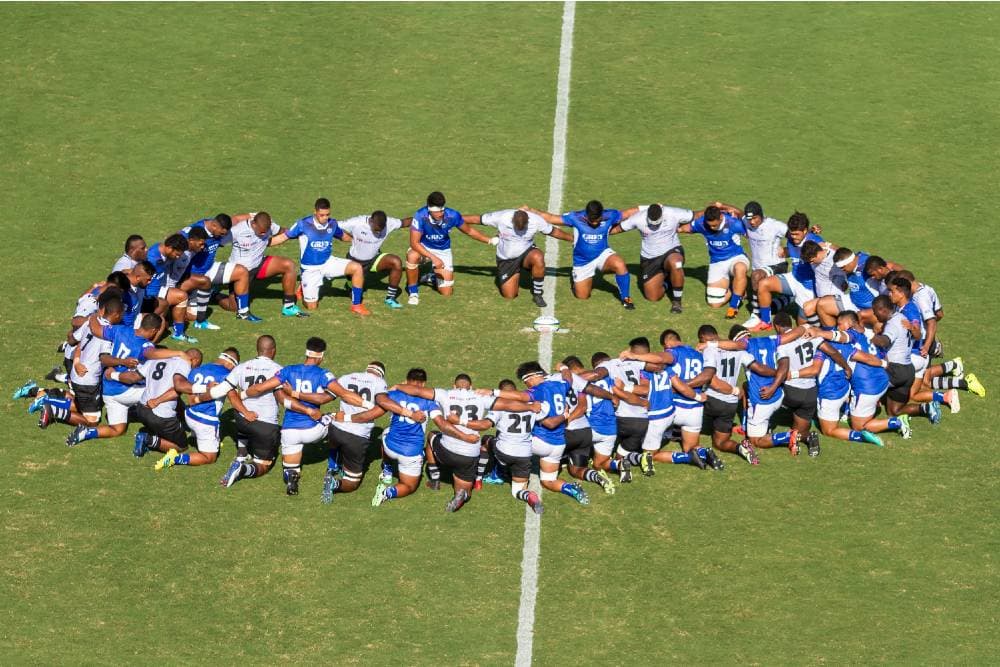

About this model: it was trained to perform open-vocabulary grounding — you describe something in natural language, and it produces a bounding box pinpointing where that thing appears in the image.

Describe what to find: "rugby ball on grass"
[532,315,560,333]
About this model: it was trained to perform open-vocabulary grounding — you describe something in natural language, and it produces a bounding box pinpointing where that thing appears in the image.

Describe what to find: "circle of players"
[14,194,987,513]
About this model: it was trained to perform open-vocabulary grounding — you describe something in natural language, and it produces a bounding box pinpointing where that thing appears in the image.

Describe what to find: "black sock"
[671,287,683,302]
[941,359,958,375]
[932,376,966,390]
[476,453,489,479]
[427,464,440,481]
[283,294,295,306]
[282,463,301,481]
[584,469,602,484]
[515,489,532,502]
[240,462,258,478]
[625,451,642,465]
[532,279,544,295]
[386,286,401,300]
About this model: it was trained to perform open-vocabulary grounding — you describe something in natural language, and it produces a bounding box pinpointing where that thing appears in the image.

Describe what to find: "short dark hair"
[872,295,893,312]
[897,269,915,283]
[800,240,822,262]
[427,191,446,208]
[214,213,233,231]
[591,352,610,367]
[454,373,472,385]
[124,234,144,253]
[499,379,517,391]
[105,271,130,292]
[585,200,604,221]
[512,210,529,226]
[516,361,545,380]
[369,361,386,374]
[187,226,209,242]
[98,287,123,308]
[253,212,271,227]
[222,347,241,362]
[629,336,651,352]
[889,276,912,298]
[561,355,584,370]
[697,324,718,341]
[315,198,331,210]
[407,368,428,382]
[773,312,794,328]
[164,234,189,252]
[704,206,722,223]
[728,325,749,341]
[101,296,124,315]
[884,271,899,287]
[140,313,162,331]
[832,247,854,264]
[865,255,887,277]
[646,204,662,222]
[838,310,860,326]
[370,210,387,227]
[135,260,155,276]
[306,337,327,353]
[658,329,680,346]
[787,211,810,231]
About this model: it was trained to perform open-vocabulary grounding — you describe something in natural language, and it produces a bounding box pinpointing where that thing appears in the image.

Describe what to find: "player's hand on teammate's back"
[242,411,258,423]
[74,362,88,376]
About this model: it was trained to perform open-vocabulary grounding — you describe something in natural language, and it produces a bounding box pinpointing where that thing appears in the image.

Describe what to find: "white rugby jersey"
[481,209,553,260]
[706,349,751,405]
[331,371,388,438]
[813,249,845,298]
[491,408,537,458]
[225,219,281,271]
[881,313,913,364]
[912,284,941,321]
[139,357,192,419]
[777,337,819,390]
[564,372,592,430]
[225,356,283,424]
[618,205,689,259]
[73,292,99,320]
[112,254,138,273]
[339,215,404,262]
[746,217,788,269]
[433,388,495,457]
[597,358,647,418]
[69,320,111,387]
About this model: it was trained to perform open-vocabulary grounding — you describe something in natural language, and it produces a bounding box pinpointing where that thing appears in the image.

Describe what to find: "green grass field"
[2,3,998,664]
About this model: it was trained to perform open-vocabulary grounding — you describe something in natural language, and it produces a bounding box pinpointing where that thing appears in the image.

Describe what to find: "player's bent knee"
[438,279,455,288]
[343,469,363,485]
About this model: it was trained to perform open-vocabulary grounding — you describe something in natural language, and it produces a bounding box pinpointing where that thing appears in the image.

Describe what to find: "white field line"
[514,2,575,666]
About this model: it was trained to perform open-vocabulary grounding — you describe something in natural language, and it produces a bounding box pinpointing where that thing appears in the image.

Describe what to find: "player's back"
[670,345,706,408]
[102,325,152,396]
[335,371,388,438]
[277,363,333,429]
[528,377,569,444]
[816,340,853,399]
[227,356,283,424]
[745,335,782,404]
[385,389,439,456]
[642,367,676,420]
[846,329,890,394]
[433,387,492,455]
[586,375,617,435]
[140,357,192,418]
[187,362,230,423]
[778,336,819,389]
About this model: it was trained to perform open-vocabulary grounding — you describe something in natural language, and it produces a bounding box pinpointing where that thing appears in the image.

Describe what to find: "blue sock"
[559,482,575,497]
[82,427,99,441]
[848,431,864,442]
[771,431,791,447]
[615,274,631,300]
[236,293,249,312]
[177,453,191,465]
[760,306,771,323]
[407,284,419,295]
[608,460,619,472]
[887,417,901,430]
[696,447,709,460]
[172,321,184,337]
[351,287,363,306]
[932,391,945,403]
[671,451,691,464]
[729,292,742,309]
[327,451,340,472]
[47,396,72,411]
[385,486,398,499]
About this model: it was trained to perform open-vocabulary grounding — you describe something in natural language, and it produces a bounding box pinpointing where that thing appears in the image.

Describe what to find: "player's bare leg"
[639,271,665,301]
[164,287,196,342]
[423,432,442,489]
[435,266,455,297]
[375,254,404,307]
[539,458,589,505]
[345,260,370,315]
[711,430,741,454]
[726,261,749,319]
[405,249,422,300]
[258,256,307,317]
[572,276,594,300]
[509,474,543,513]
[706,278,731,309]
[666,251,685,312]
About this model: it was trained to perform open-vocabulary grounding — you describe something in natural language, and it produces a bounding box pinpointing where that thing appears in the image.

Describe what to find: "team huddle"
[13,194,987,513]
